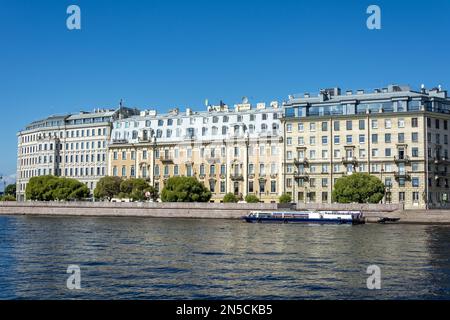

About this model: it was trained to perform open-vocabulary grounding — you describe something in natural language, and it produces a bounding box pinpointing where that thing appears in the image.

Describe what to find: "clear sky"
[1,0,450,188]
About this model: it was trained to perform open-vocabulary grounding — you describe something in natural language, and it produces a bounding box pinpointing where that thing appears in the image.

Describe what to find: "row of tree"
[22,173,386,204]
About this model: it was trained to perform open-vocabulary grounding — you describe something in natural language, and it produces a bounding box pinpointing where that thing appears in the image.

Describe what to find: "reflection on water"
[0,215,449,299]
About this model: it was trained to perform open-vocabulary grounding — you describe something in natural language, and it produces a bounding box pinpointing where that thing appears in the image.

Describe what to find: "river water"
[0,215,449,299]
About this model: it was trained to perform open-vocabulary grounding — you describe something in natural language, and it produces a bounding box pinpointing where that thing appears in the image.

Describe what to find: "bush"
[25,176,90,201]
[161,177,211,202]
[332,173,385,204]
[279,193,292,204]
[223,193,238,203]
[94,176,122,200]
[245,194,260,203]
[0,195,16,201]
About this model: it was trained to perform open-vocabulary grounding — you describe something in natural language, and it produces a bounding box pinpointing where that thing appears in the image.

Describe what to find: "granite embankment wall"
[2,202,450,224]
[0,201,277,219]
[1,201,400,219]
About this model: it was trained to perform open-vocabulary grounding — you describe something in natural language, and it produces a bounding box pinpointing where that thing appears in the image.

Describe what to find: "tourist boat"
[243,210,365,225]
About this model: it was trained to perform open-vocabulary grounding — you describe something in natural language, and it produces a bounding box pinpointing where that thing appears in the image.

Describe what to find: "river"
[0,215,449,299]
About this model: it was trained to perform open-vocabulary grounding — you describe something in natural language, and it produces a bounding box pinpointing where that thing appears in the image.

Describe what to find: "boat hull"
[243,217,362,225]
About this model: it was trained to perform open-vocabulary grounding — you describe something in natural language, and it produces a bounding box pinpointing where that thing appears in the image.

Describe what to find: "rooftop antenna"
[119,99,124,109]
[204,99,209,107]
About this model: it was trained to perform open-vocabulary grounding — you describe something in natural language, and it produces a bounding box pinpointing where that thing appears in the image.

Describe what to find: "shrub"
[223,193,238,203]
[279,193,292,204]
[244,194,260,203]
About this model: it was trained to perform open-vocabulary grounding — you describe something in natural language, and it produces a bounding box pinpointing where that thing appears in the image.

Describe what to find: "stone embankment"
[1,201,449,224]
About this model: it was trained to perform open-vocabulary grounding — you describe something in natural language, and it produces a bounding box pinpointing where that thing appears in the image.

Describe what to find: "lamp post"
[381,167,385,204]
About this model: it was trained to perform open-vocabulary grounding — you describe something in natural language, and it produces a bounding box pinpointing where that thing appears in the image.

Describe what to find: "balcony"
[294,158,309,166]
[394,156,410,164]
[160,156,173,164]
[434,157,449,165]
[230,174,244,181]
[434,171,448,178]
[294,172,309,180]
[394,171,410,180]
[341,157,358,165]
[112,139,128,145]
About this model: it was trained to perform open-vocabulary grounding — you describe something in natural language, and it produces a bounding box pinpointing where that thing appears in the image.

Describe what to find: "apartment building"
[282,85,450,209]
[108,100,284,202]
[16,106,138,200]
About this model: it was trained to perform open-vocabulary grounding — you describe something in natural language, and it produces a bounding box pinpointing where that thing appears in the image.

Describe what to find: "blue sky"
[1,0,450,187]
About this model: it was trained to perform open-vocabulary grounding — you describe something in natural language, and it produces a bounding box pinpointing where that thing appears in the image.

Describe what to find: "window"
[398,133,405,143]
[287,124,292,132]
[321,122,328,131]
[385,119,392,129]
[359,135,365,144]
[346,135,352,144]
[359,119,365,130]
[412,118,418,128]
[334,136,340,144]
[334,121,340,131]
[412,147,419,157]
[385,133,391,143]
[372,134,378,144]
[298,123,304,131]
[372,149,379,157]
[398,119,405,128]
[412,178,419,187]
[385,148,391,157]
[412,132,418,143]
[322,136,328,145]
[346,120,352,130]
[310,123,316,131]
[371,120,378,129]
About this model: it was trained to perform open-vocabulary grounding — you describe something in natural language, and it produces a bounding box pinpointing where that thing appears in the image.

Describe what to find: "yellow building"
[282,85,450,209]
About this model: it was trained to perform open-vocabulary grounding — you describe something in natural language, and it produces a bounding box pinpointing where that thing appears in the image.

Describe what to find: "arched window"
[222,126,228,135]
[200,164,205,175]
[212,126,218,135]
[261,124,268,132]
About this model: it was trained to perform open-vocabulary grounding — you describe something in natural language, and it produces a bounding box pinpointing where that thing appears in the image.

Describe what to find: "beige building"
[282,85,450,209]
[108,101,284,203]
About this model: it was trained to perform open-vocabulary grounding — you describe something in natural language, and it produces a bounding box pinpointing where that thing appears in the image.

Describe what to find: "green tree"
[4,184,16,197]
[119,178,152,201]
[25,176,89,201]
[245,194,260,203]
[279,193,292,204]
[332,173,385,204]
[94,176,122,200]
[223,193,238,203]
[161,176,212,202]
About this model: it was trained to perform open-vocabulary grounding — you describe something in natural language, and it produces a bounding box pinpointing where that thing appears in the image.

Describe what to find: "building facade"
[282,85,450,209]
[16,106,138,201]
[108,100,284,202]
